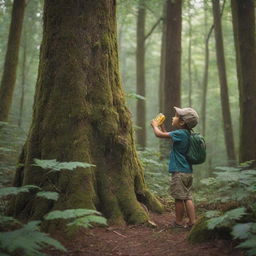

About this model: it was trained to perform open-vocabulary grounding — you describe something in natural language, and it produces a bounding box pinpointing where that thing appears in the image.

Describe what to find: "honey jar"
[154,113,165,126]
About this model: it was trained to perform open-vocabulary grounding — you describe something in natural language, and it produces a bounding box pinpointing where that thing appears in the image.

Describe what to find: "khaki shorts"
[169,172,193,200]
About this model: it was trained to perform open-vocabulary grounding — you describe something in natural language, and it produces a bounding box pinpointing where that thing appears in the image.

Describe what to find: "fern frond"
[44,209,101,220]
[36,191,59,201]
[32,158,96,172]
[0,221,66,256]
[0,185,41,197]
[67,215,107,228]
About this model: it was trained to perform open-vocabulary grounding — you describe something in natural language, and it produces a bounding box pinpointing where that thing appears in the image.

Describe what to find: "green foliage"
[138,148,171,199]
[0,221,66,256]
[0,185,40,197]
[206,207,246,230]
[32,158,96,172]
[45,209,107,229]
[126,92,145,100]
[198,165,256,255]
[36,191,59,201]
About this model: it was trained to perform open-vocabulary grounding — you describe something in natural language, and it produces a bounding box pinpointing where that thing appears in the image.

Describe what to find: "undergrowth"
[194,162,256,255]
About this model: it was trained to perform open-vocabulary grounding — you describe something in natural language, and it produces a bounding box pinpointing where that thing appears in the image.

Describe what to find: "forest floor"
[47,212,244,256]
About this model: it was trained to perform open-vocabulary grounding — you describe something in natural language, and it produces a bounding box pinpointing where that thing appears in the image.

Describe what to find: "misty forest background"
[1,0,242,178]
[0,0,256,255]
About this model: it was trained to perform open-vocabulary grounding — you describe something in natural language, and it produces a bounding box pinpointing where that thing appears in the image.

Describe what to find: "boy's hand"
[151,119,158,127]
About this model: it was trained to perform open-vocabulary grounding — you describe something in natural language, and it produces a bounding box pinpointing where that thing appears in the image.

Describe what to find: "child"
[151,106,199,229]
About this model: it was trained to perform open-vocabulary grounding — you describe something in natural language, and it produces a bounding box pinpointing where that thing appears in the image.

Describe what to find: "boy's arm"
[160,123,167,132]
[151,120,170,138]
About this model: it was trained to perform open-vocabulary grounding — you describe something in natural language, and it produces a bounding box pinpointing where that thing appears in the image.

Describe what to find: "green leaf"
[0,216,21,226]
[237,237,256,249]
[0,185,41,197]
[205,210,221,218]
[44,209,101,220]
[67,215,107,228]
[32,158,96,172]
[232,223,253,239]
[0,221,66,255]
[207,207,246,230]
[207,216,226,230]
[36,191,59,201]
[126,92,145,100]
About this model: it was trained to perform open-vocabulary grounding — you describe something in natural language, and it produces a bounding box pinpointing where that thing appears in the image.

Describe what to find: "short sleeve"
[169,130,183,142]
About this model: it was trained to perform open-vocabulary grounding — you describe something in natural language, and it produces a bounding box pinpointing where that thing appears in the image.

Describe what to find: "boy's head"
[173,107,199,129]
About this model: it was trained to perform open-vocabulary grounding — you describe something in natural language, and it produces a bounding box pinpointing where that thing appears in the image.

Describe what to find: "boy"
[151,106,199,229]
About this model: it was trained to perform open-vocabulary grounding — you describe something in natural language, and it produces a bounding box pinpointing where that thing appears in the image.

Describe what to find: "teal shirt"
[168,129,192,173]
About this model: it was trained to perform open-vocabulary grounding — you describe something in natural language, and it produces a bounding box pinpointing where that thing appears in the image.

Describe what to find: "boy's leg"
[185,199,196,225]
[175,199,185,225]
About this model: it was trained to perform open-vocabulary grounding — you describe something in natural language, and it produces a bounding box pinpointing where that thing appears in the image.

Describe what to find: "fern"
[44,209,108,229]
[36,191,59,201]
[0,221,66,256]
[0,185,40,197]
[207,207,246,230]
[67,215,107,228]
[32,158,96,172]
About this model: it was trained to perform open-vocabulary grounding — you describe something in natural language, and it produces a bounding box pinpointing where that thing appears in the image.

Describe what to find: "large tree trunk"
[231,0,256,163]
[10,0,163,226]
[136,0,146,149]
[0,0,26,121]
[212,0,236,164]
[161,0,182,158]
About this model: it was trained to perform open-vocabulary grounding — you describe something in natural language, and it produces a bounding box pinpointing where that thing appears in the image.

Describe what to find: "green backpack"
[186,133,206,165]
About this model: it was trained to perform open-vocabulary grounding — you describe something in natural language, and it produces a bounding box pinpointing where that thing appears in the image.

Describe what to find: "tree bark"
[18,27,27,127]
[136,0,146,149]
[161,0,182,158]
[10,0,163,227]
[187,2,192,107]
[212,0,236,164]
[231,0,256,163]
[0,0,26,121]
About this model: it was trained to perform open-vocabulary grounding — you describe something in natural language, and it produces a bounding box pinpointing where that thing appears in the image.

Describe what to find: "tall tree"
[201,1,212,137]
[9,0,163,226]
[0,0,26,121]
[231,0,256,163]
[136,0,146,149]
[212,0,236,163]
[159,0,182,158]
[187,1,192,106]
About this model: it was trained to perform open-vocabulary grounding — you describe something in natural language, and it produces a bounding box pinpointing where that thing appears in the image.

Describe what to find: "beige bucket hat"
[174,106,199,129]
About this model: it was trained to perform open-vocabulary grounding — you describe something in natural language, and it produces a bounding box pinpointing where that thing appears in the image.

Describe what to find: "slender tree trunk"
[18,27,27,127]
[187,2,192,107]
[201,0,211,137]
[231,0,256,163]
[212,0,236,163]
[10,0,163,227]
[159,3,168,158]
[136,0,146,149]
[0,0,26,121]
[161,0,182,158]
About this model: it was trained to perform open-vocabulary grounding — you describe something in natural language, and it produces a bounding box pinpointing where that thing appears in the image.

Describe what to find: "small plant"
[0,159,107,256]
[198,164,256,255]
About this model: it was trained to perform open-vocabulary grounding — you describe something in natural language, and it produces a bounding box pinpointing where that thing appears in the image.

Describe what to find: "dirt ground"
[47,212,244,256]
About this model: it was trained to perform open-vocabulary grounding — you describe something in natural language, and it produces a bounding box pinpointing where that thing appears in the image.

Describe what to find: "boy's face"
[172,113,185,128]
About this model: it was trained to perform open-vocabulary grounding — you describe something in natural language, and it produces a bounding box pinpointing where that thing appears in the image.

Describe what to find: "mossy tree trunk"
[10,0,163,225]
[136,0,146,149]
[212,0,236,164]
[231,0,256,163]
[0,0,26,121]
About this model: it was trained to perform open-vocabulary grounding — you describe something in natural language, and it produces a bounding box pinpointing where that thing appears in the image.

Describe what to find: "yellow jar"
[154,113,165,126]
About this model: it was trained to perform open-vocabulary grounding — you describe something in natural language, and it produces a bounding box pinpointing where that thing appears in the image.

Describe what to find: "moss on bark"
[9,0,163,228]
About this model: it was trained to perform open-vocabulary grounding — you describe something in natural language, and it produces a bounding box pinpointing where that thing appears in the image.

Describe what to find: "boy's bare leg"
[185,199,196,225]
[175,199,185,225]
